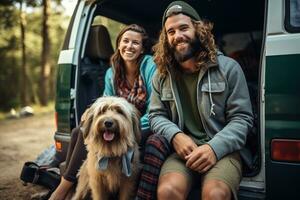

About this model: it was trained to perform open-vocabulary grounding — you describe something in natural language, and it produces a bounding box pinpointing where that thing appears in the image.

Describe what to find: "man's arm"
[207,58,254,160]
[148,73,182,142]
[148,73,197,159]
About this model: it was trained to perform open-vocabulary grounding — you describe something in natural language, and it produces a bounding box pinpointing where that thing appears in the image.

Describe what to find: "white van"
[54,0,300,199]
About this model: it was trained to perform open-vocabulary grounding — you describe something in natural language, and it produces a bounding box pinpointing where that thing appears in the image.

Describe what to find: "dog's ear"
[80,107,94,139]
[131,107,141,144]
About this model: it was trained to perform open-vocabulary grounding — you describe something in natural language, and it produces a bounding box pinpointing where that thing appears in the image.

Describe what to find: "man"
[149,1,253,199]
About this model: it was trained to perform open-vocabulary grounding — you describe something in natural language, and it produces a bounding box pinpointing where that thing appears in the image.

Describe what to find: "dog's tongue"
[103,131,115,141]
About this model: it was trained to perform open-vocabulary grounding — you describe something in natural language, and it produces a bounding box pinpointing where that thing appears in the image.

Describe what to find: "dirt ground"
[0,112,55,200]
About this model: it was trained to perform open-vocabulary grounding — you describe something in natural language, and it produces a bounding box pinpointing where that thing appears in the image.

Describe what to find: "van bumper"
[188,186,265,200]
[238,189,265,200]
[52,131,71,167]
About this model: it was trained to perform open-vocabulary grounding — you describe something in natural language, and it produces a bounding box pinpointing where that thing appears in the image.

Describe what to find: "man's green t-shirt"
[176,71,210,145]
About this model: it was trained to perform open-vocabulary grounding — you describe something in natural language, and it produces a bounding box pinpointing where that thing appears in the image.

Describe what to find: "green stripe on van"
[265,54,300,120]
[55,63,73,133]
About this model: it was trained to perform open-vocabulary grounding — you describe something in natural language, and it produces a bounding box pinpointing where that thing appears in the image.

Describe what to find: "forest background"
[0,0,121,115]
[1,0,71,113]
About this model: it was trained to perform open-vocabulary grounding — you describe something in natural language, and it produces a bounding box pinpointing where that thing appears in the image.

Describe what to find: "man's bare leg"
[202,179,231,200]
[157,172,190,200]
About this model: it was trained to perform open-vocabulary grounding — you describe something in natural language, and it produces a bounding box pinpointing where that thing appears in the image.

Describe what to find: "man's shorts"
[160,152,242,200]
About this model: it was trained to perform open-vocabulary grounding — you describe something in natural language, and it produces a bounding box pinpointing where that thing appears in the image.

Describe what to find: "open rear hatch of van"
[74,0,266,198]
[57,0,267,199]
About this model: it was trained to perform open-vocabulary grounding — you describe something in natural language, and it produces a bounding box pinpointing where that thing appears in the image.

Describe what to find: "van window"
[92,16,125,49]
[285,0,300,32]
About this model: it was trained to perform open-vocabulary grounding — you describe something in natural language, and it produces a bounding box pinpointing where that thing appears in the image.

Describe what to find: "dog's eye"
[99,104,109,114]
[114,106,126,117]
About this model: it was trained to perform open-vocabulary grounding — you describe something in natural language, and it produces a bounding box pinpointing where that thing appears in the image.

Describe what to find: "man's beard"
[170,37,201,63]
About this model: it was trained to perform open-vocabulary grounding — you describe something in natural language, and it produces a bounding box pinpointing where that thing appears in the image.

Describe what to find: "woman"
[49,24,157,200]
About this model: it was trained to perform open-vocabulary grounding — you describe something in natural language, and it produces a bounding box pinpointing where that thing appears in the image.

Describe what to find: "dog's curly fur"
[72,96,141,200]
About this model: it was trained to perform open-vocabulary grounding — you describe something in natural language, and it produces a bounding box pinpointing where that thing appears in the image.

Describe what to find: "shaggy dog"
[72,96,141,200]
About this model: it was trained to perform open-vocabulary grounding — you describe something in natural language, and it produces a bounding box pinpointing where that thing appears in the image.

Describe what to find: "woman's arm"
[140,55,157,132]
[103,68,114,96]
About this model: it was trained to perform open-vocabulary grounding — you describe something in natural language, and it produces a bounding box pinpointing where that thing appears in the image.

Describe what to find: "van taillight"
[55,141,62,152]
[271,139,300,162]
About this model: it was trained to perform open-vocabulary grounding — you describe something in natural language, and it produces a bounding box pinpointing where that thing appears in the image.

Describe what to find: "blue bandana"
[96,148,134,177]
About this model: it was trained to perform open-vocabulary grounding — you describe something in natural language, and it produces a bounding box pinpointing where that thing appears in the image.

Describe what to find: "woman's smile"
[118,30,143,62]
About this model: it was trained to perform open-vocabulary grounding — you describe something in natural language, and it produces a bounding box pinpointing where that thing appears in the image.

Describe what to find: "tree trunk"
[39,0,51,106]
[19,2,29,106]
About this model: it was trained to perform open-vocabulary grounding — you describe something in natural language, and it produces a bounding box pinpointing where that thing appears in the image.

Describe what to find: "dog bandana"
[96,148,134,177]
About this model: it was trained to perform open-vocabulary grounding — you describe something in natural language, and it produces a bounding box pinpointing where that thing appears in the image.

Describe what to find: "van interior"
[74,0,266,196]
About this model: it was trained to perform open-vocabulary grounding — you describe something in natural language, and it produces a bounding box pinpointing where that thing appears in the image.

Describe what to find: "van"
[53,0,300,199]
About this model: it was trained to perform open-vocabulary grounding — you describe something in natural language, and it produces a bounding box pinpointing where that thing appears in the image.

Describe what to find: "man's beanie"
[162,1,200,26]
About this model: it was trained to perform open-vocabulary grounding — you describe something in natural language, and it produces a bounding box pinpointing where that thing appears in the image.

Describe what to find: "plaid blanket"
[137,134,171,200]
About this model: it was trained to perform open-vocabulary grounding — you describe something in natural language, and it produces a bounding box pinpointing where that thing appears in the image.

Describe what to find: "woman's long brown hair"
[110,24,149,88]
[153,19,217,76]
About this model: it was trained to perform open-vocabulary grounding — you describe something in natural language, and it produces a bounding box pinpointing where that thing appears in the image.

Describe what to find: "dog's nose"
[104,119,113,128]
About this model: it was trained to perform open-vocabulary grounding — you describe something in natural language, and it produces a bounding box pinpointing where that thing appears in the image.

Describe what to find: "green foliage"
[0,1,125,111]
[0,6,21,111]
[0,51,21,111]
[0,6,18,29]
[0,2,69,111]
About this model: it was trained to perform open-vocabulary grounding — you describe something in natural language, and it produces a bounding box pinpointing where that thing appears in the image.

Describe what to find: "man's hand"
[185,144,217,173]
[172,132,197,160]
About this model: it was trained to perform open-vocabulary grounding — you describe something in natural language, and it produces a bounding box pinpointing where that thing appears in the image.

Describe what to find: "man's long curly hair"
[153,19,218,75]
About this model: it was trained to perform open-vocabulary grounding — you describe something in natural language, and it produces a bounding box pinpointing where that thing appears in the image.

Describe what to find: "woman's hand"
[49,177,74,200]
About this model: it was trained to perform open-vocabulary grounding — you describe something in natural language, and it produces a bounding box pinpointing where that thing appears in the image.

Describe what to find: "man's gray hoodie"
[149,52,254,160]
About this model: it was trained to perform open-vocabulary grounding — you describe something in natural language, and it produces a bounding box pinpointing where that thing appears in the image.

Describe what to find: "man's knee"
[202,180,231,200]
[157,181,185,199]
[157,181,175,199]
[157,173,188,200]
